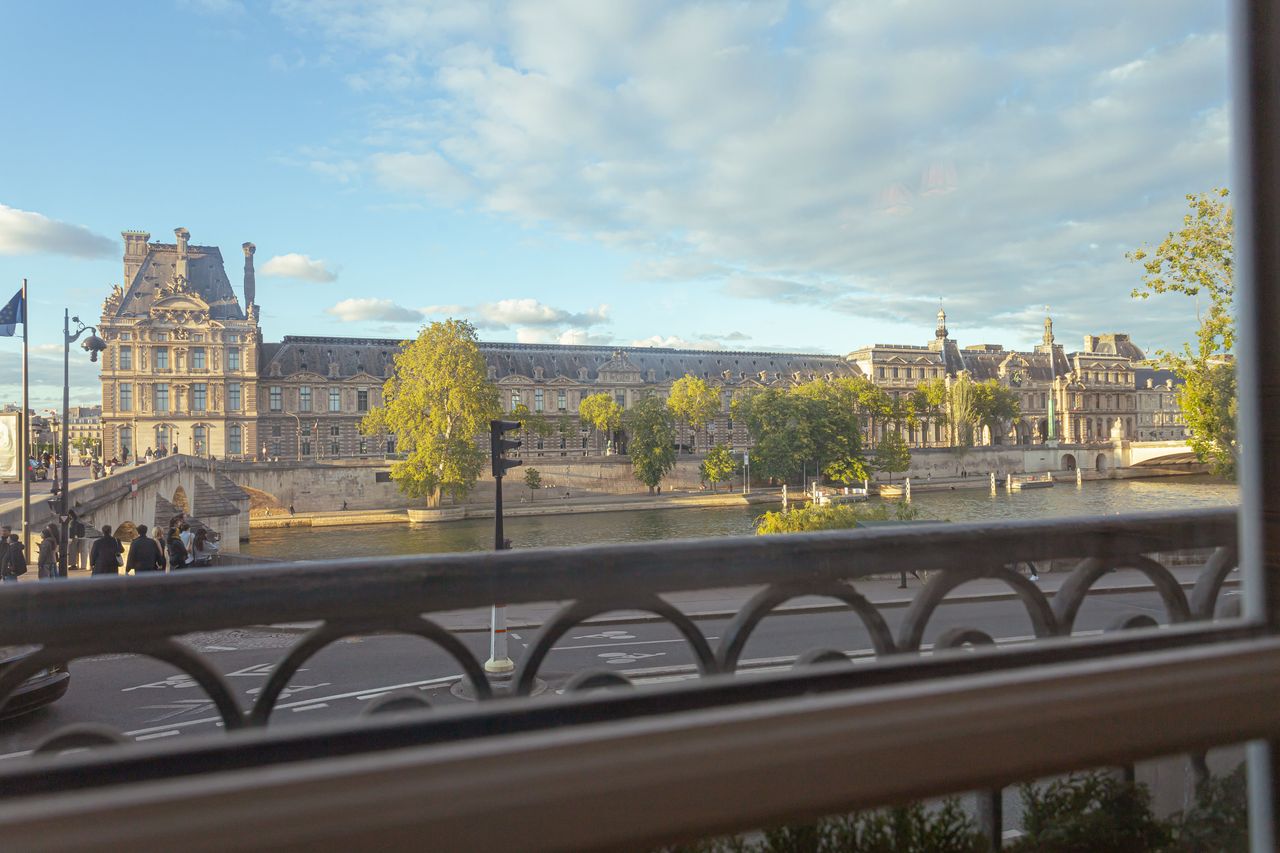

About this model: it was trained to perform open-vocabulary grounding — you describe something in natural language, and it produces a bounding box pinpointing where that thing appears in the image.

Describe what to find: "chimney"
[122,230,150,284]
[174,227,190,280]
[242,242,257,308]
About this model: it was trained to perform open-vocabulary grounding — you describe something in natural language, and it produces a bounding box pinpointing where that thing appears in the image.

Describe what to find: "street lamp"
[287,411,302,461]
[59,311,106,577]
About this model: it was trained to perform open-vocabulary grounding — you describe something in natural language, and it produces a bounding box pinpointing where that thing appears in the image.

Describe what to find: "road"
[0,465,94,503]
[0,588,1187,760]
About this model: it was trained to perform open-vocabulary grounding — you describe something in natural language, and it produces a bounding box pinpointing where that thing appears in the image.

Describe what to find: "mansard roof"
[114,243,246,322]
[261,335,859,385]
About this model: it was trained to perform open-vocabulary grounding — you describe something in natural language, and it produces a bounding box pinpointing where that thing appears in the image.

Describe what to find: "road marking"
[573,630,637,640]
[291,703,329,712]
[117,675,465,738]
[550,636,719,653]
[203,645,236,652]
[510,633,522,641]
[135,730,180,741]
[599,651,667,665]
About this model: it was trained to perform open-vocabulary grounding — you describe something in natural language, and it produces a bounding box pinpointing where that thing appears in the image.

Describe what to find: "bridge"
[1123,439,1201,467]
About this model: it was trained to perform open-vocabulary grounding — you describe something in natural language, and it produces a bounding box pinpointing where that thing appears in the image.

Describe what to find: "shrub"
[1008,772,1170,852]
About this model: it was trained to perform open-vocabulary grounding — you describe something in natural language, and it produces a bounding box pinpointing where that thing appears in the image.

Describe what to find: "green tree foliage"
[523,467,542,500]
[667,374,721,453]
[971,379,1022,444]
[755,501,921,534]
[578,392,623,452]
[732,378,871,486]
[911,378,950,447]
[873,430,911,484]
[359,319,498,507]
[1009,772,1171,853]
[1129,189,1237,478]
[513,403,556,440]
[947,377,979,447]
[625,395,676,493]
[699,443,739,491]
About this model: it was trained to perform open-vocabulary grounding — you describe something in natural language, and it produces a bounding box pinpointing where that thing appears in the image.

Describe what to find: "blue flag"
[0,288,22,337]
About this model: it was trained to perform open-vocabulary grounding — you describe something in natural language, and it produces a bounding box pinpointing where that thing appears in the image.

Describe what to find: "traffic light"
[490,419,523,477]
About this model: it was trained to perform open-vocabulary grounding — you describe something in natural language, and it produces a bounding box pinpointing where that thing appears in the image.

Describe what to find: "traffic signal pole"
[486,420,522,676]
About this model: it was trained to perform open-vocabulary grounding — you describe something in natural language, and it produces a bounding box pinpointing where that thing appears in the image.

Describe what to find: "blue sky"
[0,0,1230,408]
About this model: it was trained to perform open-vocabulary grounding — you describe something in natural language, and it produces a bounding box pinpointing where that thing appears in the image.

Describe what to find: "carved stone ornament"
[102,284,124,315]
[160,274,193,297]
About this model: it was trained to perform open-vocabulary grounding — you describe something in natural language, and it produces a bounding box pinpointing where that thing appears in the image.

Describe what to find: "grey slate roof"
[262,335,860,385]
[1135,367,1184,389]
[115,243,246,321]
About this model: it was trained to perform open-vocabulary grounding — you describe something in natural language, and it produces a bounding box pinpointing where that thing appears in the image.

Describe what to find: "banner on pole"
[0,413,19,481]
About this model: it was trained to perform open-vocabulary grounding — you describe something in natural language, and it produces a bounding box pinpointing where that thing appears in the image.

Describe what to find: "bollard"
[1076,466,1083,487]
[904,477,911,501]
[485,603,514,674]
[1006,474,1014,492]
[989,472,997,494]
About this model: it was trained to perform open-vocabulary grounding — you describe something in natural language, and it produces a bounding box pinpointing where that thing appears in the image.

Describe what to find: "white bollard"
[1076,467,1083,487]
[904,477,912,501]
[990,472,997,494]
[485,604,514,674]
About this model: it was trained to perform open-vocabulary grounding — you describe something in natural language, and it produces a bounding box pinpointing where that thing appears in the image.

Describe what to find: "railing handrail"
[0,507,1236,645]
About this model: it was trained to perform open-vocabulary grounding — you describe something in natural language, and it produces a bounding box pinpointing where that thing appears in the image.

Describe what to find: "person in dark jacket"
[3,532,28,582]
[89,525,124,576]
[0,525,10,583]
[154,527,168,572]
[126,524,166,573]
[166,527,190,570]
[36,526,59,579]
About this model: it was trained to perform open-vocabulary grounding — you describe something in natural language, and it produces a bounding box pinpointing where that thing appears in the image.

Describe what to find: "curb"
[246,576,1235,635]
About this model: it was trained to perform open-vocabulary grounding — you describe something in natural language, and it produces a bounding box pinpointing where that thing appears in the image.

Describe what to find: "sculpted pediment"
[545,376,580,386]
[498,374,533,385]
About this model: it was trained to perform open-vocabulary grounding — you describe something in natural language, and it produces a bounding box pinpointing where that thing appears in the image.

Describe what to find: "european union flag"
[0,288,22,337]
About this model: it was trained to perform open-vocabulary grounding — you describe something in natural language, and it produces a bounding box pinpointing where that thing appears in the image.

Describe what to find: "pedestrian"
[166,526,190,570]
[154,526,169,572]
[191,528,219,567]
[89,525,124,576]
[1025,561,1041,583]
[341,500,348,511]
[68,510,85,571]
[289,504,295,516]
[0,526,15,583]
[37,526,59,579]
[126,524,166,573]
[2,533,27,583]
[178,522,194,554]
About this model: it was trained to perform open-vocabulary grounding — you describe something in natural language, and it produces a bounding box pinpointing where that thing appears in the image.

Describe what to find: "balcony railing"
[1,507,1271,850]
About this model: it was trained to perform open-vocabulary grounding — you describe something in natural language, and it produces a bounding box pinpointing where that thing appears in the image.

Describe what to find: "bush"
[754,501,921,534]
[1009,772,1171,853]
[1167,763,1248,852]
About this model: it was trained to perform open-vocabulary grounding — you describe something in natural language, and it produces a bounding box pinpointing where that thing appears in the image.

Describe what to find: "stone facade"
[1135,368,1188,441]
[98,228,1163,462]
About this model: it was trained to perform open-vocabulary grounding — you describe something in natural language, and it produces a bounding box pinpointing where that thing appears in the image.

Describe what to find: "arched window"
[228,424,243,456]
[156,425,172,452]
[119,426,133,460]
[193,425,207,457]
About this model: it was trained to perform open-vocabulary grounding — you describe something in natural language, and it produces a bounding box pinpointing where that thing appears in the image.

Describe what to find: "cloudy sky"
[0,0,1230,407]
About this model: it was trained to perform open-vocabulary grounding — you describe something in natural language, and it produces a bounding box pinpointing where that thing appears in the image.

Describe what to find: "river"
[242,475,1238,561]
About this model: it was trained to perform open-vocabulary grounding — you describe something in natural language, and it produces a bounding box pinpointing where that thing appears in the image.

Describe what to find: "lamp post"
[287,412,302,461]
[58,311,106,577]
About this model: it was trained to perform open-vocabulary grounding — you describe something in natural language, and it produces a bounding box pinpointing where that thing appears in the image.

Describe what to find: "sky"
[0,0,1231,409]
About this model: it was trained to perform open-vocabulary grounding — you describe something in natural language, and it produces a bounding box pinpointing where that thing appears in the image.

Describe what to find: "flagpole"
[20,278,30,554]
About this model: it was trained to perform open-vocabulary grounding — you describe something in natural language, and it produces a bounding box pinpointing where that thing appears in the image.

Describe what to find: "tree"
[578,392,622,453]
[667,374,720,453]
[523,467,542,500]
[1129,188,1237,478]
[946,377,979,447]
[359,319,499,507]
[912,378,949,447]
[625,395,676,493]
[731,389,811,483]
[971,379,1021,445]
[873,430,911,484]
[700,443,739,491]
[792,378,869,486]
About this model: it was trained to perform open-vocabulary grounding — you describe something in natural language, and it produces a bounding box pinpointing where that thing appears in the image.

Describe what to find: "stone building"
[99,229,263,461]
[1135,367,1188,440]
[65,405,102,458]
[99,229,858,462]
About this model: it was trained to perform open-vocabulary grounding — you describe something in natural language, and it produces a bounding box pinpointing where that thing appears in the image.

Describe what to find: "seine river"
[243,475,1238,561]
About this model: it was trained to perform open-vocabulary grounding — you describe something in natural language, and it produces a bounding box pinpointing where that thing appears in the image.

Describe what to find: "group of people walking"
[0,514,220,583]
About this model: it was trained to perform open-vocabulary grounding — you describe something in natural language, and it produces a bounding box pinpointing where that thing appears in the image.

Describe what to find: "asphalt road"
[0,588,1188,761]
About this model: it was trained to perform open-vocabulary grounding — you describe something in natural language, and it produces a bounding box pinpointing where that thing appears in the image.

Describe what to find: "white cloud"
[261,253,339,283]
[631,335,725,350]
[325,298,422,323]
[280,0,1231,351]
[0,204,114,259]
[474,298,609,329]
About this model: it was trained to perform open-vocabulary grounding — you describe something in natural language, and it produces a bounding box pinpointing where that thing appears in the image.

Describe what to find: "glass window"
[155,347,169,370]
[119,332,132,341]
[386,437,396,454]
[511,391,521,411]
[119,426,132,457]
[329,387,341,412]
[192,383,207,412]
[301,439,312,456]
[154,383,169,413]
[154,332,167,342]
[615,393,625,409]
[193,425,206,456]
[557,390,566,412]
[228,382,241,411]
[227,348,240,371]
[300,386,312,412]
[192,348,206,370]
[119,347,132,370]
[357,388,369,412]
[119,382,132,412]
[225,334,238,343]
[269,386,282,412]
[358,438,367,455]
[329,439,339,455]
[155,425,171,451]
[228,424,242,455]
[535,389,544,412]
[271,425,281,437]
